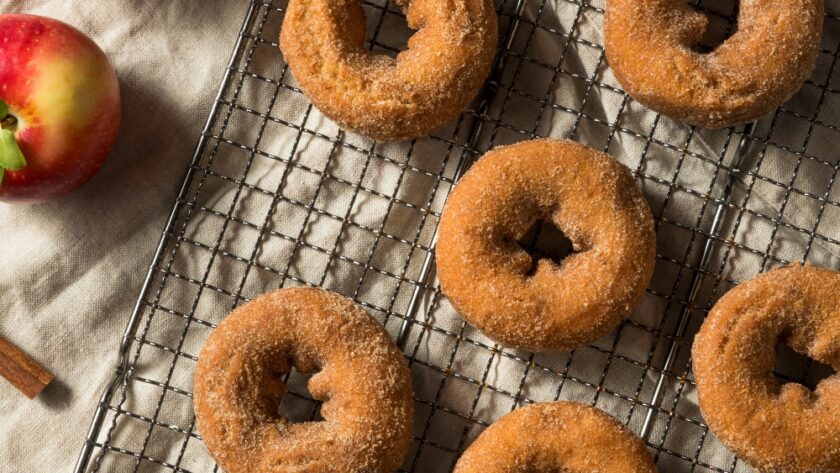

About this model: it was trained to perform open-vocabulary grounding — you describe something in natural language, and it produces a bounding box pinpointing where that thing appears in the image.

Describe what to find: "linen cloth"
[0,1,246,470]
[2,0,840,472]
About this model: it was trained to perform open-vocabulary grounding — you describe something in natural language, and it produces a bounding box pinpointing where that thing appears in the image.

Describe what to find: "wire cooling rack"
[75,0,840,471]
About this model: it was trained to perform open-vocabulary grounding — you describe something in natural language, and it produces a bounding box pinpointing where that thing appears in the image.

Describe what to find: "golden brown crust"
[604,0,823,128]
[453,402,658,472]
[193,287,414,473]
[692,265,840,472]
[436,139,656,352]
[279,0,498,140]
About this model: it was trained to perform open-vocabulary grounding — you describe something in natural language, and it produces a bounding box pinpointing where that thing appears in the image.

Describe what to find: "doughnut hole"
[773,338,838,394]
[688,0,740,53]
[368,3,414,56]
[274,367,328,424]
[515,219,576,277]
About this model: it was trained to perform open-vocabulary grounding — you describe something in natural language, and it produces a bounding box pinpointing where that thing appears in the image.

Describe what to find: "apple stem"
[0,99,26,187]
[0,98,16,133]
[0,115,16,132]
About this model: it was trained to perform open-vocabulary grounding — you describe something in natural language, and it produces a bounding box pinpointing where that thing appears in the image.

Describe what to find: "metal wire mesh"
[75,0,840,471]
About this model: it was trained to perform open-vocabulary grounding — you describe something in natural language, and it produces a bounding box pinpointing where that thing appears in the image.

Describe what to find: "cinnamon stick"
[0,336,53,399]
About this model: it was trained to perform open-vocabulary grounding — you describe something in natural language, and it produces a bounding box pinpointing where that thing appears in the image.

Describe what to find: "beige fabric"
[0,1,246,470]
[2,0,839,472]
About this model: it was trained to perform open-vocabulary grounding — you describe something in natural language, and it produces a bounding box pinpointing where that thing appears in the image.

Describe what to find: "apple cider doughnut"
[453,402,658,473]
[604,0,823,128]
[436,139,656,352]
[194,287,414,473]
[279,0,498,140]
[692,265,840,473]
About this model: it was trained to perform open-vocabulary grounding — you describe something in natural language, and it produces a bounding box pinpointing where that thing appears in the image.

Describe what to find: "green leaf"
[0,99,7,119]
[0,129,26,172]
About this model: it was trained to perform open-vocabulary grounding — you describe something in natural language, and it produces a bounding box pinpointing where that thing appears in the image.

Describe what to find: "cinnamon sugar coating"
[693,265,840,472]
[604,0,823,128]
[436,139,656,352]
[453,402,658,472]
[279,0,498,140]
[193,288,414,473]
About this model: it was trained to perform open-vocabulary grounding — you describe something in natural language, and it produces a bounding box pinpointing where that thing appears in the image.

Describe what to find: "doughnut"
[604,0,823,128]
[692,265,840,472]
[193,287,414,473]
[279,0,498,140]
[436,139,656,352]
[453,402,658,472]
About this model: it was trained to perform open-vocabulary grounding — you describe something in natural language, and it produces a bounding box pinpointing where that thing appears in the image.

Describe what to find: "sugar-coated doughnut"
[280,0,498,140]
[436,139,656,352]
[604,0,823,128]
[193,287,414,473]
[692,265,840,472]
[453,402,658,472]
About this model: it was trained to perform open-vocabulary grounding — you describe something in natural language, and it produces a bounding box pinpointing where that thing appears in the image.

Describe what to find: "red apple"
[0,14,120,203]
